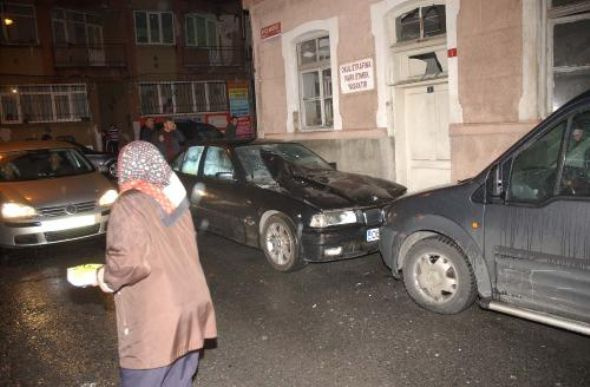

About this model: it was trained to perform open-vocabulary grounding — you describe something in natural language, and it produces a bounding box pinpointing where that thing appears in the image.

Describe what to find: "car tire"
[260,214,305,272]
[402,236,476,314]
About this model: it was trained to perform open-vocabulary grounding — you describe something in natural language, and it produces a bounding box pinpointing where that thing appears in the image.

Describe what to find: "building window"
[185,13,221,65]
[52,9,103,47]
[396,5,446,43]
[134,11,174,45]
[185,14,218,47]
[0,84,90,124]
[0,2,37,45]
[548,0,590,111]
[297,36,333,129]
[139,81,228,115]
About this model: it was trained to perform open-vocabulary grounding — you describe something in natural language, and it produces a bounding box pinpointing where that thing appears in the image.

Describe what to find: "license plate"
[42,214,98,232]
[366,228,380,242]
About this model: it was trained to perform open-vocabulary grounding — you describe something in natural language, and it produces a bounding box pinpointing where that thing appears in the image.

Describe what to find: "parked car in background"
[155,119,225,145]
[380,90,590,335]
[64,140,117,179]
[172,140,406,271]
[0,141,117,251]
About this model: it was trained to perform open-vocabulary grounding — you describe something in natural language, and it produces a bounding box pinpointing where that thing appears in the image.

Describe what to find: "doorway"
[401,81,450,191]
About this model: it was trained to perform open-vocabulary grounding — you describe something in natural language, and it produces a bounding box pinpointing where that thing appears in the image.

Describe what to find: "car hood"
[0,173,115,209]
[265,168,407,210]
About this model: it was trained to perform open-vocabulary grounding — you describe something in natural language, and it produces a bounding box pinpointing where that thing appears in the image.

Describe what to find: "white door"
[403,82,450,192]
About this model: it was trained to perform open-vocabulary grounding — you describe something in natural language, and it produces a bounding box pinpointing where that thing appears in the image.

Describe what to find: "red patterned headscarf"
[117,141,178,213]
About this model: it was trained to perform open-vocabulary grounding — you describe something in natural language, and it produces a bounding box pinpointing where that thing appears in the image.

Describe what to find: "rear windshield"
[0,148,94,182]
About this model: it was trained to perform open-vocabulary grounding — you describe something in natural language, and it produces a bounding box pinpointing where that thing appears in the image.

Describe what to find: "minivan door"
[483,108,590,323]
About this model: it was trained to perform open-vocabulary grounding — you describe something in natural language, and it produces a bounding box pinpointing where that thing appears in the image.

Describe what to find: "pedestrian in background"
[95,140,217,387]
[139,117,156,143]
[105,123,120,154]
[153,117,185,162]
[225,115,238,140]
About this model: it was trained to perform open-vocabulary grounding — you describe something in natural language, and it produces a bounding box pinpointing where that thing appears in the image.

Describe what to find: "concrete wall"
[301,137,396,180]
[248,0,382,136]
[0,48,47,77]
[451,0,537,180]
[247,0,396,181]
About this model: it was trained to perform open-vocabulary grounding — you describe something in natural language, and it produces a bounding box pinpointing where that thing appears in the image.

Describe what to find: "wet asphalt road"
[1,234,590,387]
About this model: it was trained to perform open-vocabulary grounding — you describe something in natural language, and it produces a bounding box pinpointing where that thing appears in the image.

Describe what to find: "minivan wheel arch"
[396,230,493,298]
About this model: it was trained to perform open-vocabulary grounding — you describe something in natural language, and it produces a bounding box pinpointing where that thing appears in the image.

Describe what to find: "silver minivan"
[0,141,117,249]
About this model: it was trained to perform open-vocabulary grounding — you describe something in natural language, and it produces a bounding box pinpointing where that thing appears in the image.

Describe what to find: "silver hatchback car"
[0,141,117,249]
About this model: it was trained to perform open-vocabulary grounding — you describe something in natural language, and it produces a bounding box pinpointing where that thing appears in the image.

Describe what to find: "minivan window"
[509,120,566,203]
[559,109,590,197]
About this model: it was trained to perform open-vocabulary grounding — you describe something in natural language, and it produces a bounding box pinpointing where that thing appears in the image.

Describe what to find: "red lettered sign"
[261,22,281,40]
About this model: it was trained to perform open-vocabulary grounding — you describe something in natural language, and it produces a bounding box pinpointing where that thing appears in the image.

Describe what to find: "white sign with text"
[339,58,374,94]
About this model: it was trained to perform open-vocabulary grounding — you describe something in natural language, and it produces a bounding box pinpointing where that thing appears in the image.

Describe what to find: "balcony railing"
[53,43,127,68]
[183,45,247,68]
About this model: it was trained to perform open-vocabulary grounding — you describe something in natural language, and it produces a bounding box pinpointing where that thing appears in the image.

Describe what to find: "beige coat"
[104,191,216,369]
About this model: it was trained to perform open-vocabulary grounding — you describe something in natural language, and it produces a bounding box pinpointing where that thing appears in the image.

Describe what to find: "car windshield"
[236,143,331,184]
[0,148,94,182]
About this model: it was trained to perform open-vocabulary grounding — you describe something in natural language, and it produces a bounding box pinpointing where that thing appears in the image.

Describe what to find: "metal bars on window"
[0,84,90,124]
[139,81,228,115]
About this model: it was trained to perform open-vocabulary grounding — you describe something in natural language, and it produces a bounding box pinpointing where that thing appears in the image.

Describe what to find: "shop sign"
[261,22,281,40]
[228,80,253,138]
[339,58,374,94]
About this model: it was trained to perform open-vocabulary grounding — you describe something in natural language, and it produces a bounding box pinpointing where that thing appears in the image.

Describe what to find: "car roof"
[192,138,297,148]
[0,140,77,152]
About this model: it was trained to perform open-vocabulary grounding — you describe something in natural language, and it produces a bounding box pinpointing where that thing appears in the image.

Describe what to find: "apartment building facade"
[244,0,590,190]
[0,0,253,148]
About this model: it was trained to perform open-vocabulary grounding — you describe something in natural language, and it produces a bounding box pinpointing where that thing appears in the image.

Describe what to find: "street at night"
[1,233,589,387]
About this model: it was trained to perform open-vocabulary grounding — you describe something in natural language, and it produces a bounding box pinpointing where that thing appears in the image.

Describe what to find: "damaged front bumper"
[300,224,382,262]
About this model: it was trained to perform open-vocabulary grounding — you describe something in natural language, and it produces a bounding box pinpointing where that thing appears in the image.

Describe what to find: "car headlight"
[98,189,118,207]
[1,202,37,219]
[309,210,358,228]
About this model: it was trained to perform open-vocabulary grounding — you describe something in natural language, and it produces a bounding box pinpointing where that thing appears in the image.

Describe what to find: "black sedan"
[156,119,225,145]
[173,140,406,271]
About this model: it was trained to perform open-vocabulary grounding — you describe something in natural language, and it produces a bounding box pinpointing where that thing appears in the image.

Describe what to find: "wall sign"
[228,80,253,138]
[339,58,374,94]
[261,22,281,40]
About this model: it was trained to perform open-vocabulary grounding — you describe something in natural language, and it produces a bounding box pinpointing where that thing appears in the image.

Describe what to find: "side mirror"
[328,162,337,170]
[489,164,504,197]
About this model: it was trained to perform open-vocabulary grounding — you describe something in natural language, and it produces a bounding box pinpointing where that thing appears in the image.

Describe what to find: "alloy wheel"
[265,222,294,266]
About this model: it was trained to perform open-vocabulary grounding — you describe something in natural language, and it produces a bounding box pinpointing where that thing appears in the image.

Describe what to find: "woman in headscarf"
[94,140,216,387]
